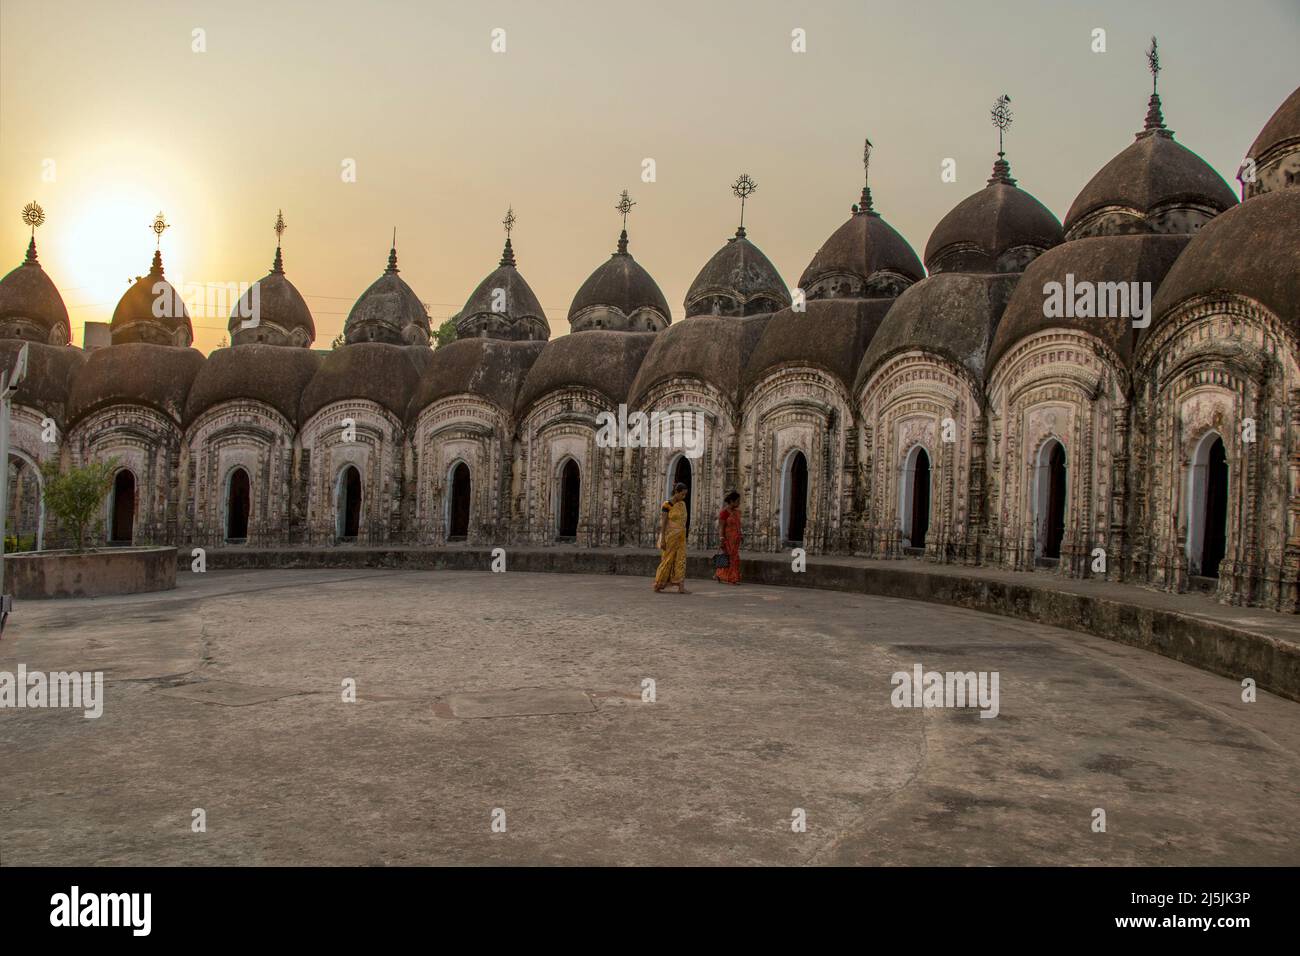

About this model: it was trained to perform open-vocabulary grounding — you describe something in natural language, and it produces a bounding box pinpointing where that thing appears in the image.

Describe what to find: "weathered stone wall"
[11,545,176,598]
[13,275,1299,616]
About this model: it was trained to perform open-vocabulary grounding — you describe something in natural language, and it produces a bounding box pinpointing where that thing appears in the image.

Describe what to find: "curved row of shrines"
[2,80,1299,610]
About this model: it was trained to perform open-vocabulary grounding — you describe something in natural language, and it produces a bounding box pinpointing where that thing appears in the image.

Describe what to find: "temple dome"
[744,298,895,395]
[988,233,1189,371]
[110,250,193,347]
[799,193,923,300]
[184,344,323,425]
[515,330,656,415]
[1243,84,1300,199]
[684,229,791,317]
[855,273,1018,392]
[1064,96,1236,240]
[1148,188,1300,340]
[924,159,1063,274]
[0,239,71,345]
[629,312,773,408]
[0,340,86,427]
[408,337,546,420]
[229,246,315,347]
[343,245,431,346]
[299,342,432,425]
[567,231,671,333]
[67,342,204,426]
[453,238,549,341]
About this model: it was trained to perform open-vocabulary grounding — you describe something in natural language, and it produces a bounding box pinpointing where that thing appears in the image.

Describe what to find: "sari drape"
[654,500,688,589]
[715,507,742,584]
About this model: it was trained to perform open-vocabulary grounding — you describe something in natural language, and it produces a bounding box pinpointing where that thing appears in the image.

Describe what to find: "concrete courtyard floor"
[2,568,1298,866]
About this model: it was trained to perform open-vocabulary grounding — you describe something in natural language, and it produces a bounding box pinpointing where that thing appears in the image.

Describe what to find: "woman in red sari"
[714,490,742,585]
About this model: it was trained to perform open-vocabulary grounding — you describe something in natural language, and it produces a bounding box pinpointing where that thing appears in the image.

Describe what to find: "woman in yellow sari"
[654,483,690,593]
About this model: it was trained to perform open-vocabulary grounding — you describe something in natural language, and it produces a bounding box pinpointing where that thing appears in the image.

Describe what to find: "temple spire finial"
[272,209,286,274]
[21,202,44,264]
[988,94,1017,186]
[853,138,877,215]
[1142,36,1168,134]
[149,211,168,275]
[500,206,517,267]
[731,174,757,239]
[386,227,399,273]
[151,211,169,249]
[615,189,635,254]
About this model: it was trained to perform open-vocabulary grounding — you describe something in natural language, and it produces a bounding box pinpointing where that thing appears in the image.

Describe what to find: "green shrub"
[39,458,119,552]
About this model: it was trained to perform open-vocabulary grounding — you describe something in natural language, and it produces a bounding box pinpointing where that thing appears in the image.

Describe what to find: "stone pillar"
[1282,388,1300,612]
[1109,404,1130,582]
[840,423,857,554]
[859,422,875,556]
[968,414,987,566]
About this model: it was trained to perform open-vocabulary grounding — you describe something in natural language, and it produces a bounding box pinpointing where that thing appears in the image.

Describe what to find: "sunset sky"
[2,0,1296,352]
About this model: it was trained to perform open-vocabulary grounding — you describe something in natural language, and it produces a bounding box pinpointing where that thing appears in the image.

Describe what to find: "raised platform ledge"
[180,545,1300,703]
[11,546,178,599]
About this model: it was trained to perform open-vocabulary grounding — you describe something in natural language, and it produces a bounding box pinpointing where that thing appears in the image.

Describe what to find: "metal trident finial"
[863,138,873,185]
[1147,36,1160,93]
[731,174,757,231]
[615,189,636,229]
[991,94,1013,156]
[151,211,169,248]
[21,202,44,237]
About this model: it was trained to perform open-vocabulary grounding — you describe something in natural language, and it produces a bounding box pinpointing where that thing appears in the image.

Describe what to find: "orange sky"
[2,0,1296,352]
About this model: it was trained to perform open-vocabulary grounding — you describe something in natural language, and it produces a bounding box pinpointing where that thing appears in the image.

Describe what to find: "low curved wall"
[181,545,1300,703]
[8,546,177,599]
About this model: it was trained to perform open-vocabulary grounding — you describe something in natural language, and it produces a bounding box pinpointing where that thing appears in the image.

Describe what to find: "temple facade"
[3,78,1298,610]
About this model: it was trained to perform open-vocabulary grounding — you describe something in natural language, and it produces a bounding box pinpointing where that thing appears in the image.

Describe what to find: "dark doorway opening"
[448,462,471,540]
[672,455,692,533]
[910,448,931,549]
[1201,437,1228,578]
[557,459,580,540]
[110,470,135,543]
[1043,442,1067,560]
[226,468,250,541]
[338,466,361,540]
[785,451,808,544]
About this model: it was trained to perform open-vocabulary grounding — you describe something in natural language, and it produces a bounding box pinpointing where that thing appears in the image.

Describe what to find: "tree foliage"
[39,458,119,552]
[433,319,457,348]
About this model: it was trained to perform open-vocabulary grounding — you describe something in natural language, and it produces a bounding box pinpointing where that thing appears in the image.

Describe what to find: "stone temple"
[2,80,1298,611]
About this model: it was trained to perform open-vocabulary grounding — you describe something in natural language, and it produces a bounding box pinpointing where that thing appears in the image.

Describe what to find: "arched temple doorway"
[900,445,931,550]
[556,458,581,540]
[668,454,692,533]
[336,465,361,540]
[5,454,44,551]
[225,467,250,542]
[781,450,808,545]
[447,461,471,540]
[1188,432,1229,578]
[109,469,136,544]
[1035,440,1067,560]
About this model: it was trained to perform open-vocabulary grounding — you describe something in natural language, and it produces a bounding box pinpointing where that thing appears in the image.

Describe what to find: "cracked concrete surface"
[1,569,1297,865]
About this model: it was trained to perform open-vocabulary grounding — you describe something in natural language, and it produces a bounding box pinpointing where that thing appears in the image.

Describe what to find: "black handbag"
[712,552,730,569]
